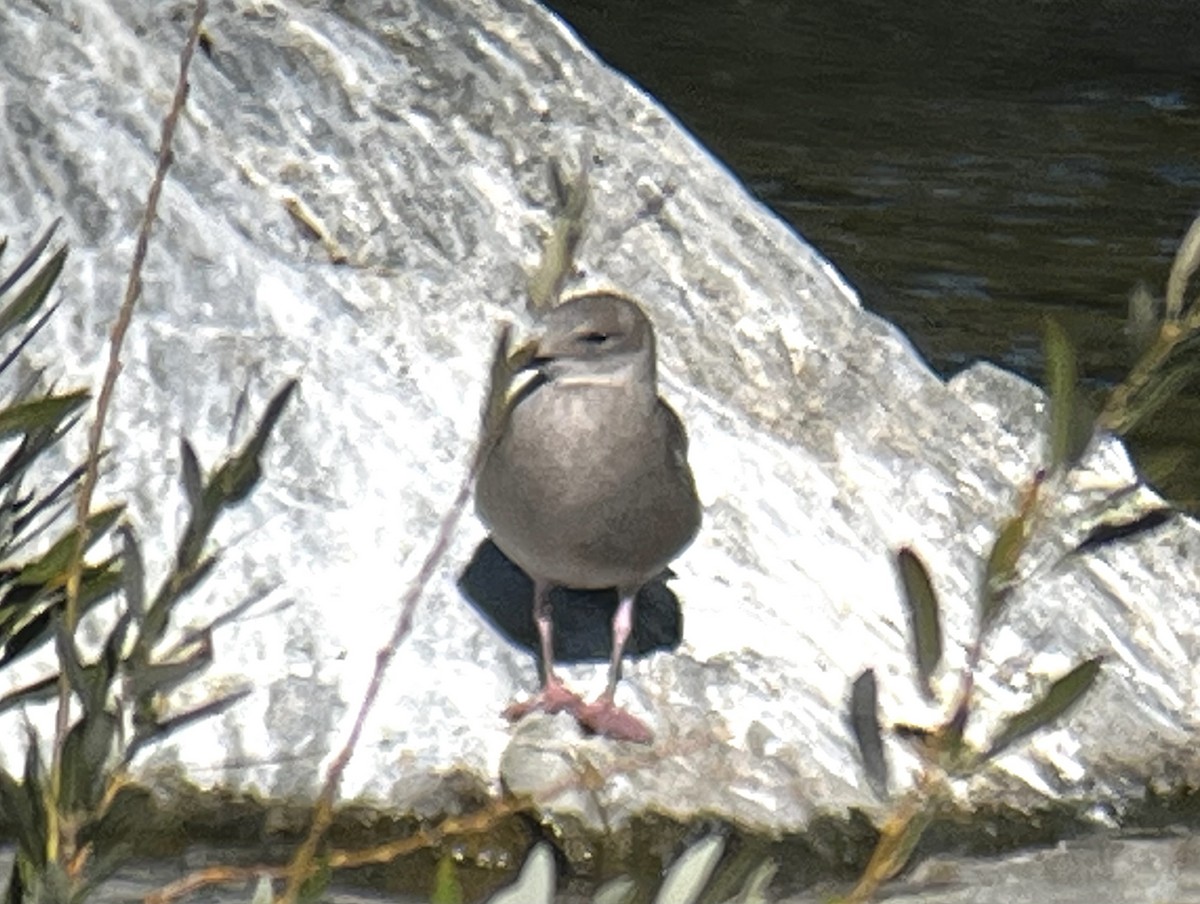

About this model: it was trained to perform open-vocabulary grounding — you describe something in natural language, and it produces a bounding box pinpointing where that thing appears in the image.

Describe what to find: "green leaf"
[119,524,145,618]
[431,854,463,904]
[128,632,213,701]
[82,784,152,854]
[4,459,86,542]
[0,767,41,867]
[983,657,1103,762]
[0,673,58,714]
[296,853,331,904]
[980,512,1030,636]
[21,732,47,869]
[1043,319,1094,472]
[1044,319,1080,470]
[127,686,252,764]
[55,615,90,712]
[1164,211,1200,322]
[171,381,296,575]
[140,555,218,655]
[0,246,67,337]
[896,548,942,698]
[0,220,59,298]
[0,391,89,444]
[179,438,203,511]
[527,161,588,310]
[66,840,132,904]
[1072,508,1175,556]
[0,557,123,667]
[212,379,297,505]
[60,711,118,812]
[13,503,123,586]
[848,670,888,799]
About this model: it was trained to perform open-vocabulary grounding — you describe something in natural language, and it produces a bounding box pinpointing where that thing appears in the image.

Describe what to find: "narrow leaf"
[54,615,90,710]
[5,458,86,540]
[129,632,213,700]
[487,844,555,904]
[593,878,636,904]
[0,299,63,379]
[0,672,58,713]
[60,711,118,812]
[0,219,60,297]
[431,854,464,904]
[1164,211,1200,322]
[849,796,935,899]
[1,558,122,667]
[179,438,203,512]
[213,379,297,504]
[896,548,942,697]
[66,841,132,904]
[0,768,40,865]
[1073,508,1175,556]
[980,512,1030,635]
[983,657,1103,761]
[0,391,89,443]
[654,835,725,904]
[848,670,888,799]
[127,686,252,763]
[1044,318,1092,471]
[729,860,777,904]
[21,732,47,869]
[14,504,123,586]
[0,246,67,336]
[83,784,152,852]
[120,524,145,618]
[140,555,218,653]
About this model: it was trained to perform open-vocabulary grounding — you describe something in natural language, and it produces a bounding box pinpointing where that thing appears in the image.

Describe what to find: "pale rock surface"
[0,0,1194,839]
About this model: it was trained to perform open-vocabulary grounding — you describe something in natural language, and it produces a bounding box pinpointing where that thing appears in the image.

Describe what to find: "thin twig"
[147,865,288,904]
[51,0,208,867]
[149,722,721,904]
[279,328,523,903]
[278,467,477,904]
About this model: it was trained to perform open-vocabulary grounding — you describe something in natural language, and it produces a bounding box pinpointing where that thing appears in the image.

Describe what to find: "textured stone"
[0,0,1192,840]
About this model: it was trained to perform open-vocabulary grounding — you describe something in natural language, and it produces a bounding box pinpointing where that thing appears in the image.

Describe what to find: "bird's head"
[530,292,658,389]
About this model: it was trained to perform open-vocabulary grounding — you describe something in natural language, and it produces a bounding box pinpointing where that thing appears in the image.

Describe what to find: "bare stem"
[51,0,208,869]
[279,327,520,903]
[278,469,476,904]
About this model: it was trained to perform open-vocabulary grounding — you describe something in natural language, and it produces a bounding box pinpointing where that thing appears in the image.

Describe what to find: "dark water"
[542,0,1200,378]
[541,0,1200,504]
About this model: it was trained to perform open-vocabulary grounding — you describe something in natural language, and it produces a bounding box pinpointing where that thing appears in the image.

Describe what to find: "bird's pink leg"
[577,590,653,743]
[504,579,585,721]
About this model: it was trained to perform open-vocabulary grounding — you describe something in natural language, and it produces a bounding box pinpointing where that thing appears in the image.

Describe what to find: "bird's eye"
[580,331,610,345]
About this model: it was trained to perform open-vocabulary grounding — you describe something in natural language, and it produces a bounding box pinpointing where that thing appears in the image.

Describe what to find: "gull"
[476,292,701,742]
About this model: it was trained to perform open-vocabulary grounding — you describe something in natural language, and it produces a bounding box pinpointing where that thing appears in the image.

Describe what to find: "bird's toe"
[503,680,586,722]
[577,696,654,744]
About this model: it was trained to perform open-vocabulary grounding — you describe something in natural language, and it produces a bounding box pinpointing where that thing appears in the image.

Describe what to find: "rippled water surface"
[544,0,1200,502]
[542,0,1200,376]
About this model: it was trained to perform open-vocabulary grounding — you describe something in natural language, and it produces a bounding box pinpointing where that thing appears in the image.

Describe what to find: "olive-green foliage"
[843,320,1119,902]
[0,224,296,904]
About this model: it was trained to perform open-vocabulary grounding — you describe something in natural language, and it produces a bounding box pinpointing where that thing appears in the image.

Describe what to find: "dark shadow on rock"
[457,538,683,664]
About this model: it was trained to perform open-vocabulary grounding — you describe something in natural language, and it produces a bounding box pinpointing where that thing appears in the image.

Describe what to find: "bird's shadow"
[457,539,683,663]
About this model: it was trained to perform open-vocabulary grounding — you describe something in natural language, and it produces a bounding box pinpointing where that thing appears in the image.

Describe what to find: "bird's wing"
[658,398,691,462]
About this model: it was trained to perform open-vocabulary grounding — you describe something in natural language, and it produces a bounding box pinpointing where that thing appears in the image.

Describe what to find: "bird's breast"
[475,382,700,589]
